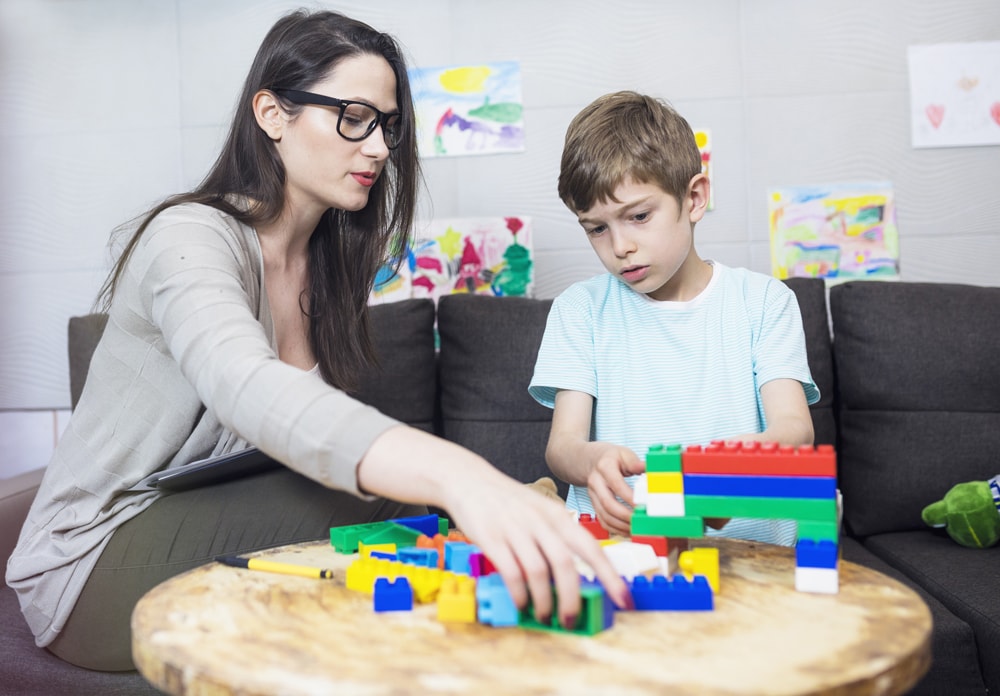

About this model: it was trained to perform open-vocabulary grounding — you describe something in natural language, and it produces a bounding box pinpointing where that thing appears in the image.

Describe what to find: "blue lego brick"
[475,574,519,627]
[397,547,438,568]
[630,575,713,611]
[795,539,838,569]
[682,474,837,499]
[444,542,479,575]
[369,551,397,561]
[390,514,441,538]
[373,577,413,612]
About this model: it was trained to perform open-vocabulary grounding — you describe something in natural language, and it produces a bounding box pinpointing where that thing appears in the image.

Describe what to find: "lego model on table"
[631,441,840,594]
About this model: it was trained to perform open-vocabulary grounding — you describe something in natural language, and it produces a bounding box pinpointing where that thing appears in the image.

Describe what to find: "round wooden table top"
[132,537,931,696]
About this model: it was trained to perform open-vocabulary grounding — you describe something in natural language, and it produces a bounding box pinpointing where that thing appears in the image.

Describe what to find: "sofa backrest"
[831,280,1000,537]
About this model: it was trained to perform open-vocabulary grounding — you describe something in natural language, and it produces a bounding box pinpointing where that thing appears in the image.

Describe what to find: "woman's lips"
[352,172,376,187]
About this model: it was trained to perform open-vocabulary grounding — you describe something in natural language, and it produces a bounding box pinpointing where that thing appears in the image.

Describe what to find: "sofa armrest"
[0,468,43,571]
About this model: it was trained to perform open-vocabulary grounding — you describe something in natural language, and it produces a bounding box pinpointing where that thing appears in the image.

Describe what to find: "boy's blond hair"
[558,91,702,214]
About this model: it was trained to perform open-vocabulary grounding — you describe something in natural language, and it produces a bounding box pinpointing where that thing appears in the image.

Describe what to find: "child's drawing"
[371,217,533,304]
[908,41,1000,148]
[408,61,524,157]
[694,128,713,210]
[768,182,900,281]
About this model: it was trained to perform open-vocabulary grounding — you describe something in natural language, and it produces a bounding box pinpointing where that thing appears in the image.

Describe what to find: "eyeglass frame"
[270,88,403,150]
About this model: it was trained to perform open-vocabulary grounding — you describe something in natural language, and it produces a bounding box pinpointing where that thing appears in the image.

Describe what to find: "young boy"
[528,91,819,545]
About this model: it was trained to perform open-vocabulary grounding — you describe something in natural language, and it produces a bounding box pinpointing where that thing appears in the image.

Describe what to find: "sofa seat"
[861,531,999,693]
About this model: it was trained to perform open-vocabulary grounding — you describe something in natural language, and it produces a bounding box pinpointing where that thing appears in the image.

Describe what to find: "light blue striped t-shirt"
[528,262,820,546]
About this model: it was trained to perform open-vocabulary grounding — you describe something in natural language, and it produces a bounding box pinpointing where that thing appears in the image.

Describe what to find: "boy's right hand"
[584,442,645,535]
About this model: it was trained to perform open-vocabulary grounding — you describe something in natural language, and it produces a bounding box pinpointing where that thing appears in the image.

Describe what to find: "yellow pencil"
[215,555,334,579]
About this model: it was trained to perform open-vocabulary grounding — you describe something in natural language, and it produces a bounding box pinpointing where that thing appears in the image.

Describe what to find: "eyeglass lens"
[340,102,401,149]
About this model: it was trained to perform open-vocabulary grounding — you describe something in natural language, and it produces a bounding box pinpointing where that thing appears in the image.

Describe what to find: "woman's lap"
[48,467,426,671]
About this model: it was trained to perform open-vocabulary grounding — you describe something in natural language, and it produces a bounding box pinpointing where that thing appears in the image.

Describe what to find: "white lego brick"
[633,473,648,506]
[602,542,661,580]
[646,492,685,517]
[795,566,839,594]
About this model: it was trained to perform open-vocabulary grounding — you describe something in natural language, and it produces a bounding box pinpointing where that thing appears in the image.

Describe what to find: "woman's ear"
[686,173,711,223]
[253,90,286,141]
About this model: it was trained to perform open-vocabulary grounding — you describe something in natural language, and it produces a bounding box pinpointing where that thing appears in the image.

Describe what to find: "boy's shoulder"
[555,273,623,305]
[715,263,790,302]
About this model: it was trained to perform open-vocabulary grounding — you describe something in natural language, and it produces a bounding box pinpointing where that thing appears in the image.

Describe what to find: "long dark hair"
[97,10,420,390]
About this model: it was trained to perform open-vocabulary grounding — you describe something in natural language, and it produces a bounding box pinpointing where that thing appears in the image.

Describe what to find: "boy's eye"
[586,225,606,236]
[633,212,649,222]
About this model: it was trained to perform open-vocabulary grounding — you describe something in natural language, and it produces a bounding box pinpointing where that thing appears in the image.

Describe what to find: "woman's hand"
[357,425,632,629]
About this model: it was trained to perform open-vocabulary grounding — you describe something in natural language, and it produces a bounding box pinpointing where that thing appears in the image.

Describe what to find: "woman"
[6,9,629,671]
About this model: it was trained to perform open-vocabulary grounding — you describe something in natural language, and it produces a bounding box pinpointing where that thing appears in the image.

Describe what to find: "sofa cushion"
[0,585,160,695]
[862,531,999,695]
[437,295,560,492]
[351,299,437,432]
[841,537,988,695]
[782,278,836,446]
[831,281,1000,536]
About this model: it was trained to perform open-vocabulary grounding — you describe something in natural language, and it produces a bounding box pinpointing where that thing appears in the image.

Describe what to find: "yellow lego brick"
[679,547,720,593]
[647,472,684,494]
[437,573,477,622]
[409,566,445,603]
[358,542,396,558]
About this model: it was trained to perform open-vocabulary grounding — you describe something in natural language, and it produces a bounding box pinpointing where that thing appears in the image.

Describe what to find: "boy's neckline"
[637,260,718,307]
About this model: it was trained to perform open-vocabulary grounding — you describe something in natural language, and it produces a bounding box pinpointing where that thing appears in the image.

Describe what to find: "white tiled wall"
[1,0,998,476]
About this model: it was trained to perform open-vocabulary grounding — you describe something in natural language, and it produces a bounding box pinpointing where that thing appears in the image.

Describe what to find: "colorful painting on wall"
[768,182,900,281]
[408,61,525,158]
[908,41,1000,148]
[694,128,714,210]
[371,217,533,304]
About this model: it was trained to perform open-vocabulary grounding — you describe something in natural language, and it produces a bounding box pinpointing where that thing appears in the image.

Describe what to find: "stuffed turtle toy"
[921,475,1000,548]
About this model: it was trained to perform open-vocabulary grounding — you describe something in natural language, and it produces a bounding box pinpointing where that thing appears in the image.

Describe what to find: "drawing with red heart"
[991,102,1000,127]
[925,104,945,129]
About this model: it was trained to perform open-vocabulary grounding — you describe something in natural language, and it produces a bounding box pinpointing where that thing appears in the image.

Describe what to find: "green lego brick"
[645,443,683,473]
[361,522,423,548]
[631,507,705,537]
[684,495,837,522]
[438,516,450,536]
[796,520,840,543]
[517,587,608,636]
[330,521,395,553]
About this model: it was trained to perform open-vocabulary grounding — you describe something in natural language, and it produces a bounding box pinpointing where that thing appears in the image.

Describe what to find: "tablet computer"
[142,447,281,492]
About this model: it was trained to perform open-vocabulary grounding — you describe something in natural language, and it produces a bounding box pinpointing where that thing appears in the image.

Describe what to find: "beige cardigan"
[6,203,397,647]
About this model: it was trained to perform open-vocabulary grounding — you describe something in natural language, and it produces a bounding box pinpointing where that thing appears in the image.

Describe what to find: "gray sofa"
[2,279,998,694]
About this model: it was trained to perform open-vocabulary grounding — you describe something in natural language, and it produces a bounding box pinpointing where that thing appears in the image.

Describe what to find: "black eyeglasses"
[272,88,402,150]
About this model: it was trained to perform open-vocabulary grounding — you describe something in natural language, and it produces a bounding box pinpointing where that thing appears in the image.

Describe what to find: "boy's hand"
[584,442,645,535]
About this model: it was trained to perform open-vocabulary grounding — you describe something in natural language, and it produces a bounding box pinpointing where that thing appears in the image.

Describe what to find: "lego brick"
[630,575,713,611]
[444,542,479,574]
[390,514,441,538]
[475,574,519,627]
[795,539,839,569]
[682,474,837,499]
[437,574,477,622]
[630,535,668,557]
[518,583,613,636]
[330,521,396,553]
[797,520,840,543]
[358,542,396,558]
[646,492,685,517]
[633,474,648,506]
[369,551,397,561]
[684,495,837,522]
[602,541,660,580]
[578,513,610,540]
[682,442,837,477]
[397,547,438,568]
[646,472,683,494]
[408,566,445,603]
[631,508,705,537]
[678,547,720,593]
[345,557,403,593]
[374,577,413,612]
[645,443,683,472]
[361,522,423,548]
[795,566,839,594]
[417,534,448,569]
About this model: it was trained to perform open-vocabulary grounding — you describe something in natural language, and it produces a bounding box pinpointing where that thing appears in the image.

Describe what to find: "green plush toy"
[921,475,1000,549]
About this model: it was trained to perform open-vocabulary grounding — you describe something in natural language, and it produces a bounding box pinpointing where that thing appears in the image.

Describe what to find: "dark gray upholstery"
[783,277,836,446]
[831,281,1000,537]
[68,313,108,409]
[437,295,562,494]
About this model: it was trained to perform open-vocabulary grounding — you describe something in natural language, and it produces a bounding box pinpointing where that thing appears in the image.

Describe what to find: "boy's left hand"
[585,442,645,535]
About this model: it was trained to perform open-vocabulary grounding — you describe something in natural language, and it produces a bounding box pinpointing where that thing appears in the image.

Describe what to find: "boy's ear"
[253,89,287,141]
[686,173,711,223]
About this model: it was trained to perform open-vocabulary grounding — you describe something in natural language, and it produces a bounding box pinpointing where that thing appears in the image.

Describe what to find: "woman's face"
[276,53,398,216]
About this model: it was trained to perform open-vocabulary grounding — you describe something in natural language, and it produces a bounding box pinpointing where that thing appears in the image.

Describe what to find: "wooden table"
[132,537,931,696]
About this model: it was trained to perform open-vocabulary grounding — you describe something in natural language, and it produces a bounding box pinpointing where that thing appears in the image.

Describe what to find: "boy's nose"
[611,230,636,258]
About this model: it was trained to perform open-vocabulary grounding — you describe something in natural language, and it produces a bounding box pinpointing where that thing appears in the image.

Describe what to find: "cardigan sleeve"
[128,205,399,496]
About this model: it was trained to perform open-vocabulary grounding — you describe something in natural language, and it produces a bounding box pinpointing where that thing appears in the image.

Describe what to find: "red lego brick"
[682,441,836,477]
[579,513,610,540]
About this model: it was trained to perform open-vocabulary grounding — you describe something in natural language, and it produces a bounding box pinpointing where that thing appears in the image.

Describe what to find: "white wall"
[1,0,998,476]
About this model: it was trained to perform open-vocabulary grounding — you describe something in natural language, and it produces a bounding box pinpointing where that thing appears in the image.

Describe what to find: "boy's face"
[575,176,708,301]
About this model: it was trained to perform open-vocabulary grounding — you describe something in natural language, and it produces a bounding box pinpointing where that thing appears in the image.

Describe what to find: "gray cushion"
[437,295,560,492]
[861,531,998,695]
[831,281,1000,536]
[351,299,437,431]
[782,278,836,446]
